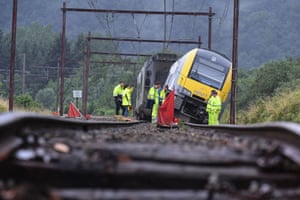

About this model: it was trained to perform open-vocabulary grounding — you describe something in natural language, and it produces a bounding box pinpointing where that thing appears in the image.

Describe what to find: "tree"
[35,88,56,110]
[236,57,300,110]
[252,60,293,97]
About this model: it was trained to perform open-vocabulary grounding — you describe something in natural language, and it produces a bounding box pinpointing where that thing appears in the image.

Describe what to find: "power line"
[215,0,230,42]
[167,0,175,49]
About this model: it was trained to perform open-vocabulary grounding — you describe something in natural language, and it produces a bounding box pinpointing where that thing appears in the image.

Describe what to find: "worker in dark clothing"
[122,84,134,117]
[113,80,124,115]
[146,82,160,110]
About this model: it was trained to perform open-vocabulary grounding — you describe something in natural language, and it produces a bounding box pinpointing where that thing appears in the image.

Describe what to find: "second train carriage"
[135,53,178,121]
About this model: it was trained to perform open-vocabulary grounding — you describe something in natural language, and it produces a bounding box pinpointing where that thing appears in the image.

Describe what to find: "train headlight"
[178,86,191,97]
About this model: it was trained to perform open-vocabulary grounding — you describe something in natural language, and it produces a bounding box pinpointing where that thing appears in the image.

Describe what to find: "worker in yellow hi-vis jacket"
[206,90,222,125]
[150,82,160,124]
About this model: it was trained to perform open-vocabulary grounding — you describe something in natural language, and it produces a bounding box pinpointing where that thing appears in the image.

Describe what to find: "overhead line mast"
[60,3,215,117]
[230,0,239,124]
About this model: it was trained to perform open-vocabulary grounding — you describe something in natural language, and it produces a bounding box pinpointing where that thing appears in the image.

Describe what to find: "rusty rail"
[185,122,300,165]
[0,112,300,199]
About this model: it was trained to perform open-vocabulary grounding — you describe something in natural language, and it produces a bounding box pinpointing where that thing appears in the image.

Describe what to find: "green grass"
[0,98,8,113]
[0,97,52,115]
[220,86,300,124]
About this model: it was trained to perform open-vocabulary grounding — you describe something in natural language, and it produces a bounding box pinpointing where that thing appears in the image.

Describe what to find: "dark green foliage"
[15,93,41,110]
[35,88,56,110]
[1,0,300,116]
[1,1,300,68]
[251,60,291,96]
[237,57,300,110]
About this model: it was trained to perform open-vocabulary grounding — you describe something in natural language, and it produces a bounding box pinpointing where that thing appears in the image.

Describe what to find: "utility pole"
[230,0,239,124]
[9,0,18,112]
[60,2,66,116]
[163,0,167,50]
[56,59,60,113]
[82,33,91,118]
[22,53,26,94]
[208,7,213,49]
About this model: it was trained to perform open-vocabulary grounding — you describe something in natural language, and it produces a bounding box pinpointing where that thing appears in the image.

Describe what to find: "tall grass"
[0,97,52,115]
[236,87,300,124]
[0,98,8,113]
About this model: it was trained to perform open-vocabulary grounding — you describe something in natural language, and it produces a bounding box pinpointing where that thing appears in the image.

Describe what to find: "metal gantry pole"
[60,3,216,117]
[9,0,18,111]
[22,53,26,94]
[82,33,90,118]
[59,2,66,116]
[55,59,60,113]
[208,7,213,49]
[88,36,201,45]
[198,35,202,48]
[163,0,167,50]
[230,0,239,124]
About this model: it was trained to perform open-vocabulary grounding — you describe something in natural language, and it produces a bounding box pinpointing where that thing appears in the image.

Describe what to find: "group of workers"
[113,80,222,125]
[145,82,221,125]
[146,82,168,124]
[113,80,134,117]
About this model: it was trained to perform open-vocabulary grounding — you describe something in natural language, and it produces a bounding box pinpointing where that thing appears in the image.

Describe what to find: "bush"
[237,86,300,124]
[0,98,7,113]
[15,93,42,111]
[35,88,55,110]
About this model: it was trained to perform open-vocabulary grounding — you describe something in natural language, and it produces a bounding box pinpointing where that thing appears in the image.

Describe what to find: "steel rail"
[0,112,300,196]
[0,112,140,133]
[0,112,140,159]
[185,122,300,165]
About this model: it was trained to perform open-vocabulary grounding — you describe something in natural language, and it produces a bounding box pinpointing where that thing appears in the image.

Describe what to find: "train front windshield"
[189,51,230,90]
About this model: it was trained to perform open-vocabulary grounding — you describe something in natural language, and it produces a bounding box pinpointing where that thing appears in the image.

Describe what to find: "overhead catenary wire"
[215,0,230,42]
[87,0,120,51]
[130,13,148,56]
[166,0,175,49]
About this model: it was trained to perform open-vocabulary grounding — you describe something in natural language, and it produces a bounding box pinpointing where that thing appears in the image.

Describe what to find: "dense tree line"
[1,0,300,68]
[0,24,141,114]
[237,57,300,110]
[1,22,300,116]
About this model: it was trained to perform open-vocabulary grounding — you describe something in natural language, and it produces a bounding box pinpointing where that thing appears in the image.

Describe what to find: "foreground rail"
[0,112,300,199]
[185,122,300,165]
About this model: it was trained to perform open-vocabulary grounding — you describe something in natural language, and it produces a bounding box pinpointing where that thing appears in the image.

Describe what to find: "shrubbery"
[14,93,42,111]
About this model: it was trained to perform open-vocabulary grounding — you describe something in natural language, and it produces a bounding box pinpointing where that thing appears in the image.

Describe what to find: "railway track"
[0,112,300,200]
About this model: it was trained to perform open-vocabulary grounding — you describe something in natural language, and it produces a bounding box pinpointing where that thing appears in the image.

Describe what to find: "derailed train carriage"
[135,48,232,124]
[135,53,178,121]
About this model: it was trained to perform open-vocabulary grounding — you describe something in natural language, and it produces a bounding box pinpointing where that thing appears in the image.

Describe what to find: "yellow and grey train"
[135,48,232,123]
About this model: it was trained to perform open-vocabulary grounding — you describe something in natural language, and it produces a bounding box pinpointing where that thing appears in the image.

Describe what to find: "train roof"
[151,52,178,62]
[193,48,232,62]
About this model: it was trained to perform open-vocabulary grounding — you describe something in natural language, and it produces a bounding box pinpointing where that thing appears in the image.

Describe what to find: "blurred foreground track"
[0,112,300,199]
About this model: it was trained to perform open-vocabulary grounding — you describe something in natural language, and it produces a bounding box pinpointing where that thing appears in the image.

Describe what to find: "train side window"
[146,70,152,77]
[145,78,150,86]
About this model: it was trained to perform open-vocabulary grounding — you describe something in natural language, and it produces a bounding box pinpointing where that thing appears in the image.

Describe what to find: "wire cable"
[215,0,230,42]
[166,0,175,49]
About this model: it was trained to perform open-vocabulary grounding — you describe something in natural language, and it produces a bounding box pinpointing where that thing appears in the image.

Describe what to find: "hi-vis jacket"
[122,87,133,106]
[206,96,222,113]
[113,84,123,97]
[147,86,158,101]
[159,89,166,104]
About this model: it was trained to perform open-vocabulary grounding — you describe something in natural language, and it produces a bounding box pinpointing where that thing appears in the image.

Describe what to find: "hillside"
[0,0,299,68]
